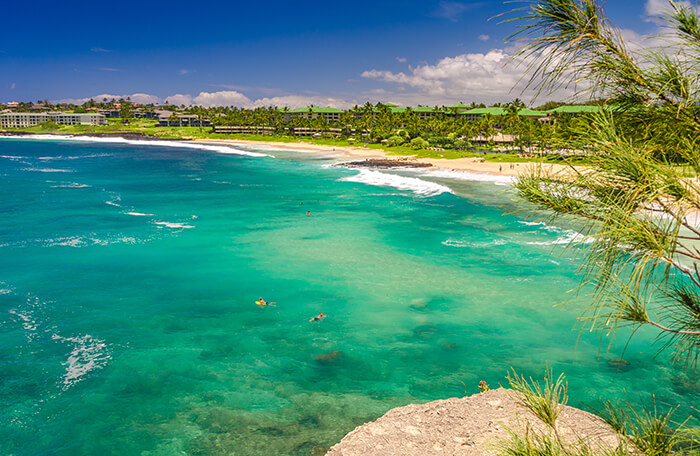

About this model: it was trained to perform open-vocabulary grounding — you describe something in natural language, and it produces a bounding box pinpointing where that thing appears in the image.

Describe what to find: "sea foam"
[338,169,453,197]
[52,334,111,390]
[412,167,515,184]
[154,221,195,229]
[0,134,269,158]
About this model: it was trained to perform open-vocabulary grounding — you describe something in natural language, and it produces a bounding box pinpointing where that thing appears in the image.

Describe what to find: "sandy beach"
[193,137,577,178]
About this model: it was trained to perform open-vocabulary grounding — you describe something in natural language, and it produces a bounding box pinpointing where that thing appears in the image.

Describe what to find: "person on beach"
[309,312,326,322]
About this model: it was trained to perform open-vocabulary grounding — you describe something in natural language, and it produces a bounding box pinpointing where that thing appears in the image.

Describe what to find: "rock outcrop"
[326,388,621,455]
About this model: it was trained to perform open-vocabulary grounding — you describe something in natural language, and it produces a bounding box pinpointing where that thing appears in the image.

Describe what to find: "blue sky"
[0,0,668,107]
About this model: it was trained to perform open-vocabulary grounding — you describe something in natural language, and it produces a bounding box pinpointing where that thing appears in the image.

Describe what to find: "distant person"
[309,312,326,322]
[306,211,311,215]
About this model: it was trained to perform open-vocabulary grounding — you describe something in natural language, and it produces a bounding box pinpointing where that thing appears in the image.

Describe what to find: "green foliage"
[508,0,700,364]
[410,137,429,149]
[501,370,699,456]
[386,135,405,147]
[507,368,568,429]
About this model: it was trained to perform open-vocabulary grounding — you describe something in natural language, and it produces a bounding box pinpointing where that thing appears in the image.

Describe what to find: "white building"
[0,112,106,128]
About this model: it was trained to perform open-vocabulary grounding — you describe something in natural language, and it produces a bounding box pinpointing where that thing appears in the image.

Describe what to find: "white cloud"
[95,67,119,72]
[249,95,355,109]
[192,90,252,107]
[362,49,572,103]
[164,94,193,105]
[59,93,161,104]
[644,0,699,24]
[178,69,194,75]
[396,57,407,63]
[57,90,358,109]
[10,82,16,89]
[478,34,490,41]
[90,47,111,53]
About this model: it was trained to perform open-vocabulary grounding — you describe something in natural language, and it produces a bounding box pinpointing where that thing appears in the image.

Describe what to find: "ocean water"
[0,137,697,455]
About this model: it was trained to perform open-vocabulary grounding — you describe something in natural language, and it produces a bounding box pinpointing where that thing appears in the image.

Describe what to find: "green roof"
[447,103,470,109]
[412,106,436,113]
[518,108,547,117]
[288,107,343,113]
[464,107,547,116]
[550,105,601,114]
[465,107,507,115]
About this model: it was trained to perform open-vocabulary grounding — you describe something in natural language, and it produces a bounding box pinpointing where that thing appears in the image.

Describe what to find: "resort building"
[156,112,211,127]
[282,107,343,123]
[548,105,602,116]
[462,107,548,122]
[0,111,106,128]
[446,103,472,114]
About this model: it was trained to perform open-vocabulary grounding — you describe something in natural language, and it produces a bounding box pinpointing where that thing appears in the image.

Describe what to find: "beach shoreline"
[0,131,576,179]
[193,137,575,178]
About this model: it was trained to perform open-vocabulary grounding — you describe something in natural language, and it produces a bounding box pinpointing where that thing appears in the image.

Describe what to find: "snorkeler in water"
[309,312,326,322]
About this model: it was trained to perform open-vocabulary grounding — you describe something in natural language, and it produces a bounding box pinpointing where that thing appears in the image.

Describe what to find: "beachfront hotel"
[0,112,106,128]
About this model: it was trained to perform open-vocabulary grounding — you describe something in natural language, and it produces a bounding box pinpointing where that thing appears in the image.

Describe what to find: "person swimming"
[309,312,326,322]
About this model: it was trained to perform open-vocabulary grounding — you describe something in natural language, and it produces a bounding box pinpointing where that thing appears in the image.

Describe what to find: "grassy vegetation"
[1,119,593,165]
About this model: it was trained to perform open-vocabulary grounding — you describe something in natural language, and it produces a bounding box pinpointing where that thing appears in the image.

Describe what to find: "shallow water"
[1,137,697,455]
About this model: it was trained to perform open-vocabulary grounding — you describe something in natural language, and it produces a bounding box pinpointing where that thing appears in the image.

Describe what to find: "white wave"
[338,169,453,197]
[442,238,508,248]
[22,167,74,173]
[154,221,195,229]
[38,153,111,161]
[105,201,121,207]
[411,167,515,184]
[0,155,28,160]
[44,235,140,248]
[518,220,563,233]
[0,288,11,295]
[52,334,110,389]
[1,134,269,158]
[50,182,91,188]
[526,230,595,246]
[126,211,153,216]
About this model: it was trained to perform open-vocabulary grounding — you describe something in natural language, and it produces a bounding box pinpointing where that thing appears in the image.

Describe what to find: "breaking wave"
[413,168,515,184]
[526,230,595,246]
[338,169,453,197]
[1,135,269,158]
[154,221,195,229]
[22,167,74,173]
[49,182,91,188]
[442,238,509,248]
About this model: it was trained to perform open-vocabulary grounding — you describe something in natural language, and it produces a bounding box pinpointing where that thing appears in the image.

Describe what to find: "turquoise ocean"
[1,136,697,455]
